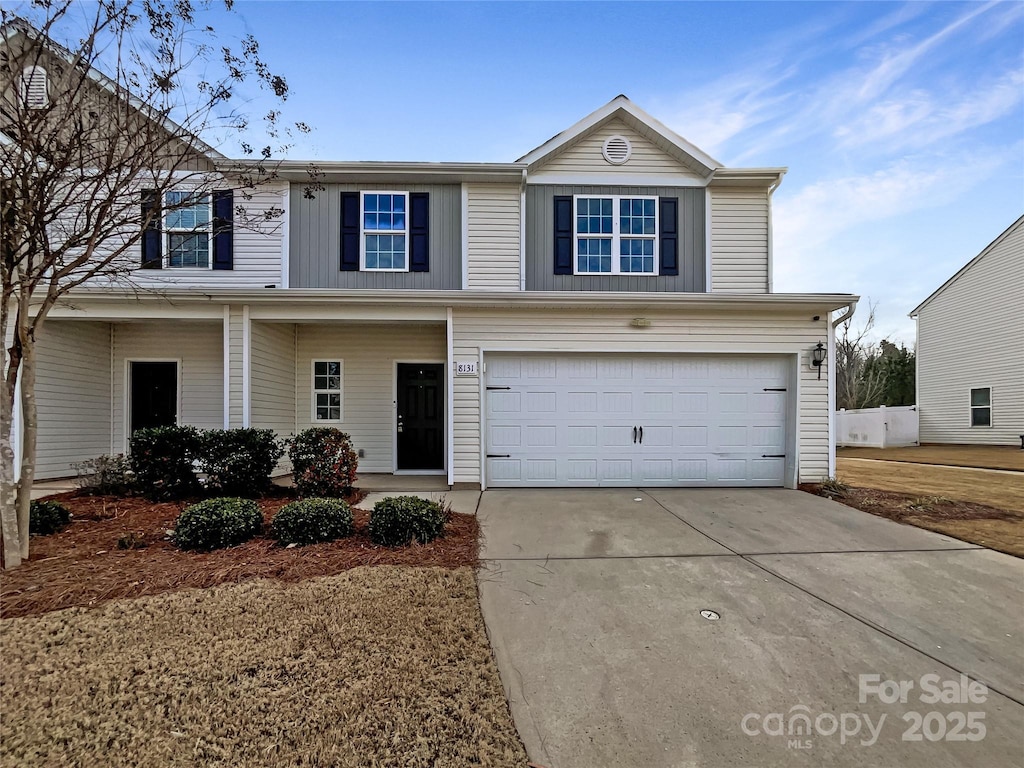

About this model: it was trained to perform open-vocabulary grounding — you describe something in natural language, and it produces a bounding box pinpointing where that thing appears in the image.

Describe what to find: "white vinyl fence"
[836,405,919,448]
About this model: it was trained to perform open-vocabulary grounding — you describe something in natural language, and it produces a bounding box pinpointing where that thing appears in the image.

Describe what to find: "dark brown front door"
[130,361,177,437]
[396,363,444,471]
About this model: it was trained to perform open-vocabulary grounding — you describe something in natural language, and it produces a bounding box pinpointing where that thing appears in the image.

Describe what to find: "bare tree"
[835,301,888,411]
[1,1,306,567]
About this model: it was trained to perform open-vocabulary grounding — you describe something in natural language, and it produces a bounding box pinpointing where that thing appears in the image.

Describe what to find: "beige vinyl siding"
[112,321,224,451]
[536,118,704,180]
[250,321,297,473]
[228,306,245,428]
[466,183,521,290]
[35,321,113,479]
[451,308,829,485]
[917,220,1023,445]
[710,186,769,293]
[295,324,446,473]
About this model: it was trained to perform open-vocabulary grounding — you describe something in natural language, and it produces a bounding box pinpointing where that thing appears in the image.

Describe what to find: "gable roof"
[1,17,224,161]
[910,214,1024,317]
[517,94,722,176]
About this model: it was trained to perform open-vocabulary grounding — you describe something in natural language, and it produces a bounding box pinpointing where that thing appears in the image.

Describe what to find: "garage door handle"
[763,387,787,392]
[487,454,511,458]
[639,426,643,444]
[633,426,637,444]
[486,386,511,391]
[762,454,785,458]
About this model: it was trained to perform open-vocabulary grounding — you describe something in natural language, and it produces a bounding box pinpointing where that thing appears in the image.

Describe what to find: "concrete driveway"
[477,488,1024,768]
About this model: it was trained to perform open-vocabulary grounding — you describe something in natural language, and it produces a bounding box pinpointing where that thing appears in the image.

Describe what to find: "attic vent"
[602,135,632,165]
[22,66,48,109]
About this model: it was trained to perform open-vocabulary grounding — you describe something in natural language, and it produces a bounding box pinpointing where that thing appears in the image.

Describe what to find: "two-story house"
[21,90,858,489]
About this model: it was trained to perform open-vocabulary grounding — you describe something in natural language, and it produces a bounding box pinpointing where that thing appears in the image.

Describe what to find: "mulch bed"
[1,489,479,620]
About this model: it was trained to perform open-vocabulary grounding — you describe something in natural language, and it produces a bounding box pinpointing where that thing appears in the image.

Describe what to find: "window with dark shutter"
[141,189,162,269]
[212,190,233,270]
[659,197,679,276]
[553,195,573,275]
[340,191,360,271]
[409,192,430,272]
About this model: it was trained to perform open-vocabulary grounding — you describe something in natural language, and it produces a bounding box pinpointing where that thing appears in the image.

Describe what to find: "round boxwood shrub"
[289,427,358,498]
[368,496,446,547]
[29,500,72,535]
[130,425,203,500]
[271,498,353,546]
[199,428,285,496]
[172,497,262,551]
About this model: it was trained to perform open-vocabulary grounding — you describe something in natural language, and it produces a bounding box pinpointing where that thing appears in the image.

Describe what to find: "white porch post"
[446,306,454,487]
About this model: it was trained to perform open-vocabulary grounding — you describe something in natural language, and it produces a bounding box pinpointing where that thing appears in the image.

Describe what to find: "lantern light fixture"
[811,342,826,379]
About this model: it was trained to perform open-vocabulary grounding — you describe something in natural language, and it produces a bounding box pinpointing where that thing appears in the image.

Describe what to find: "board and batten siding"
[466,183,521,290]
[451,308,830,486]
[35,321,113,479]
[535,117,706,180]
[289,183,461,289]
[525,186,706,292]
[710,186,769,293]
[111,321,224,451]
[917,218,1023,445]
[295,324,447,473]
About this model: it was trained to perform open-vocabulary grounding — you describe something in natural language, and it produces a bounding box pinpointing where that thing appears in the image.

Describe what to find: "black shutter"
[212,189,233,270]
[141,189,161,269]
[659,197,679,276]
[340,191,360,271]
[409,192,430,272]
[553,195,573,275]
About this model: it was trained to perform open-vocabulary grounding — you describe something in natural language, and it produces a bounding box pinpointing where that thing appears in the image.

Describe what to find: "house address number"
[455,361,478,377]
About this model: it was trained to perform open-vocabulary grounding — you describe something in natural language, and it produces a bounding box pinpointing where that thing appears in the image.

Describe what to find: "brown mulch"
[1,490,479,620]
[800,482,1024,558]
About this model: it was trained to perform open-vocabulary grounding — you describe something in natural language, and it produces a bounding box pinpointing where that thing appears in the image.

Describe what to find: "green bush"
[368,496,446,547]
[72,454,135,496]
[289,428,358,498]
[271,498,353,546]
[172,497,262,551]
[29,500,72,535]
[130,426,202,500]
[199,428,285,496]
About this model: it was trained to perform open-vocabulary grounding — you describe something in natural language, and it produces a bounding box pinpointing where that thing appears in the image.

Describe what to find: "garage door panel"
[485,354,790,487]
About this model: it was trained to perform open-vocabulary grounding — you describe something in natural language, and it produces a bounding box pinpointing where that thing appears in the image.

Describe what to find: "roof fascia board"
[909,214,1024,317]
[227,160,526,184]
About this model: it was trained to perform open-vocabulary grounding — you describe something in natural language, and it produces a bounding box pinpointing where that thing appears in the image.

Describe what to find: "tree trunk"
[15,334,37,560]
[1,319,23,569]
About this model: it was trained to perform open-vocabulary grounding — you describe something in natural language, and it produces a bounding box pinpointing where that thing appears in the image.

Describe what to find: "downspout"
[519,168,527,292]
[828,300,858,477]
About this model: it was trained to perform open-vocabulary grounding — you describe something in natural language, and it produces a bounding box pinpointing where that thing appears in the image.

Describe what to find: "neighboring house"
[7,36,858,489]
[910,216,1024,446]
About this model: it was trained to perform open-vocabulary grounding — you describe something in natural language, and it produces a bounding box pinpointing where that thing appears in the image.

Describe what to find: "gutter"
[831,299,858,328]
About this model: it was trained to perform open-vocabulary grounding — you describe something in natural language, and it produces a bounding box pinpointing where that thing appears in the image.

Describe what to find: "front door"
[130,361,178,437]
[396,363,444,471]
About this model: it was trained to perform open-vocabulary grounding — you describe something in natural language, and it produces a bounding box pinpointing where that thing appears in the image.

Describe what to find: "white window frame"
[164,191,213,270]
[969,386,992,428]
[360,191,409,272]
[21,66,48,109]
[311,359,344,423]
[572,194,659,276]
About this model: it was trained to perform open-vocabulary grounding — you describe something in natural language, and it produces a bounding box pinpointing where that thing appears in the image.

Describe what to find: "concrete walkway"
[478,488,1024,768]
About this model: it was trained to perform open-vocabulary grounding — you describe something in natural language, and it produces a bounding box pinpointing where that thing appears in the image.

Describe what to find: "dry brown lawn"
[0,567,527,768]
[837,444,1024,471]
[836,457,1024,513]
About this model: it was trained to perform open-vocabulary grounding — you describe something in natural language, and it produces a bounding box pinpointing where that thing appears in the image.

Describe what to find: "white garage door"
[485,354,790,487]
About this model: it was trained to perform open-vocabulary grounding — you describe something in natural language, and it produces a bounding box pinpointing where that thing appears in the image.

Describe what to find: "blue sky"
[64,1,1024,343]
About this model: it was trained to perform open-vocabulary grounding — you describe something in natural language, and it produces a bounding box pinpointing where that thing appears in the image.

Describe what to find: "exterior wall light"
[811,342,826,379]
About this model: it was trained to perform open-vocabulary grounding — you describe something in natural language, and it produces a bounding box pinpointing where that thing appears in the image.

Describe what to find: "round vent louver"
[602,135,632,165]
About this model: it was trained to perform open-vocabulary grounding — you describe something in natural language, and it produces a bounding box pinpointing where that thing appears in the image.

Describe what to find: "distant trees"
[836,304,915,411]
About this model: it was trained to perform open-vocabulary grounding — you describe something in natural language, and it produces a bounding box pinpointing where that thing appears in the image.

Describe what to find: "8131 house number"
[455,361,478,376]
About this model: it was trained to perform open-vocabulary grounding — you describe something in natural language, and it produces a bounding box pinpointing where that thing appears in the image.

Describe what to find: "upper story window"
[970,387,991,427]
[575,195,657,275]
[165,191,212,268]
[21,66,49,109]
[362,192,408,271]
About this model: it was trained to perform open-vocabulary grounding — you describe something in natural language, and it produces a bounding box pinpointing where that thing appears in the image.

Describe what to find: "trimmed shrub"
[289,428,358,498]
[130,426,203,500]
[29,500,72,536]
[271,498,353,546]
[199,428,285,496]
[368,496,446,547]
[172,497,262,551]
[73,454,135,496]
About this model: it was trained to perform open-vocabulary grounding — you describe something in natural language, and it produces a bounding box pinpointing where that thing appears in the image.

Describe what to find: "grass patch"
[0,567,526,767]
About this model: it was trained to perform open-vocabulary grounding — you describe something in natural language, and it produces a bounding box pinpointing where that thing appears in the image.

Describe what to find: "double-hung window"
[164,191,212,268]
[575,195,657,275]
[362,192,408,271]
[313,361,343,422]
[969,387,991,427]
